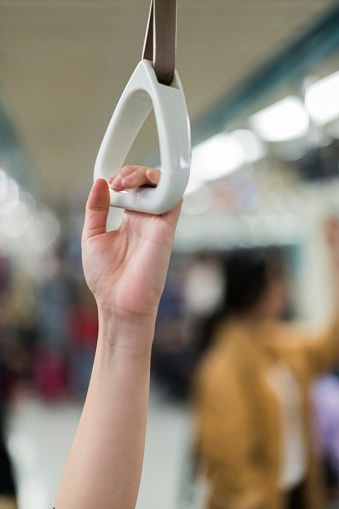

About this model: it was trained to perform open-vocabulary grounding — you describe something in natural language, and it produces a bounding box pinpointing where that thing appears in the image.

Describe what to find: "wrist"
[96,305,156,359]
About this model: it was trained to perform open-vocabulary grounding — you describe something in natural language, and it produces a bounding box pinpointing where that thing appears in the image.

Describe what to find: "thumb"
[82,178,110,241]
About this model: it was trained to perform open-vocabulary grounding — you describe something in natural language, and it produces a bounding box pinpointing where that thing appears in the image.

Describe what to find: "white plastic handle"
[94,59,191,214]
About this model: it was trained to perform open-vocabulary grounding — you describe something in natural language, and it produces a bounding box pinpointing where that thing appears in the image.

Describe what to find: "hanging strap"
[142,0,177,86]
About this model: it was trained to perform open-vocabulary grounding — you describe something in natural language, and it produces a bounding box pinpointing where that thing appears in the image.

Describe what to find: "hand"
[81,167,182,326]
[325,216,339,265]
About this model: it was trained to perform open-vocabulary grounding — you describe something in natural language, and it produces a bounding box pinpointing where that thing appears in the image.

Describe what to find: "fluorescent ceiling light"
[0,178,19,216]
[228,129,265,162]
[250,96,309,142]
[191,133,244,181]
[305,71,339,125]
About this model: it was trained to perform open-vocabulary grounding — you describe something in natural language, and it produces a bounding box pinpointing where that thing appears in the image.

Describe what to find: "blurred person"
[151,262,195,399]
[0,372,17,509]
[0,256,18,509]
[34,247,74,400]
[310,219,339,505]
[193,237,339,509]
[37,246,73,353]
[312,369,339,503]
[67,281,98,395]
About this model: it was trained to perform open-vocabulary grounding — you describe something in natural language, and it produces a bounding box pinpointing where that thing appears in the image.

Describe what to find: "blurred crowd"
[0,249,101,408]
[1,224,339,508]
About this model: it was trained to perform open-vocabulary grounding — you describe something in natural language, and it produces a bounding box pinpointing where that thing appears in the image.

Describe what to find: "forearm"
[55,311,155,509]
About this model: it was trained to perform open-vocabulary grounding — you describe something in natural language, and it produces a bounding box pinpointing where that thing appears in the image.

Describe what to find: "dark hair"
[192,248,284,352]
[223,249,271,316]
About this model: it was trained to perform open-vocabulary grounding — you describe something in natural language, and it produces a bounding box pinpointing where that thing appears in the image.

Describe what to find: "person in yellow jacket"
[194,241,339,509]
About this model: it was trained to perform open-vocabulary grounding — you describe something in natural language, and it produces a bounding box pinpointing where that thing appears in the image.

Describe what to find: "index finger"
[109,166,161,191]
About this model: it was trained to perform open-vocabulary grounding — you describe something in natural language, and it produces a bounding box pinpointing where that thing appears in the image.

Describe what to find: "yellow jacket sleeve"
[278,317,339,377]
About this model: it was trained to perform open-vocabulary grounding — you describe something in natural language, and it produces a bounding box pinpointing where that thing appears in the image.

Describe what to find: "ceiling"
[0,0,337,214]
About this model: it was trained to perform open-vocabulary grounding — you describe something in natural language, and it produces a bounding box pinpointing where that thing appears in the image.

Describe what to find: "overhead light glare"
[229,129,265,162]
[250,96,309,142]
[191,133,244,181]
[29,210,61,252]
[0,178,20,216]
[305,71,339,125]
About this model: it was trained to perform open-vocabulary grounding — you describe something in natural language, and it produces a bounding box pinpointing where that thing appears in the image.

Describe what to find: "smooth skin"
[55,167,181,509]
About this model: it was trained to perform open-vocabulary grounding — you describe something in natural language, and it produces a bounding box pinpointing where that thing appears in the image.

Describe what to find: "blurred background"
[1,1,339,508]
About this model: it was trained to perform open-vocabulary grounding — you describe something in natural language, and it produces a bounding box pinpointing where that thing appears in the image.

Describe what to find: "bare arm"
[55,167,181,509]
[280,217,339,376]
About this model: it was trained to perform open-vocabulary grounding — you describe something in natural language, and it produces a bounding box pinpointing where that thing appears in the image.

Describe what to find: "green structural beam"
[192,4,339,146]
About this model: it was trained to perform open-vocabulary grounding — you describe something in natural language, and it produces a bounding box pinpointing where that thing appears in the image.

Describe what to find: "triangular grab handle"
[94,60,191,215]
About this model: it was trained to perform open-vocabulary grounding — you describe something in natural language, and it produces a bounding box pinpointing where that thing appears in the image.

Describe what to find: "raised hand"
[81,167,182,325]
[56,167,182,509]
[325,216,339,264]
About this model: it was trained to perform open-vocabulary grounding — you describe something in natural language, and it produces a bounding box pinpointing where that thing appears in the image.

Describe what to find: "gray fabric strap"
[142,0,177,86]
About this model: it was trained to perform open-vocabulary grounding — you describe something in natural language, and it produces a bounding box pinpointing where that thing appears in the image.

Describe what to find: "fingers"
[109,166,161,192]
[146,168,161,186]
[82,178,110,241]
